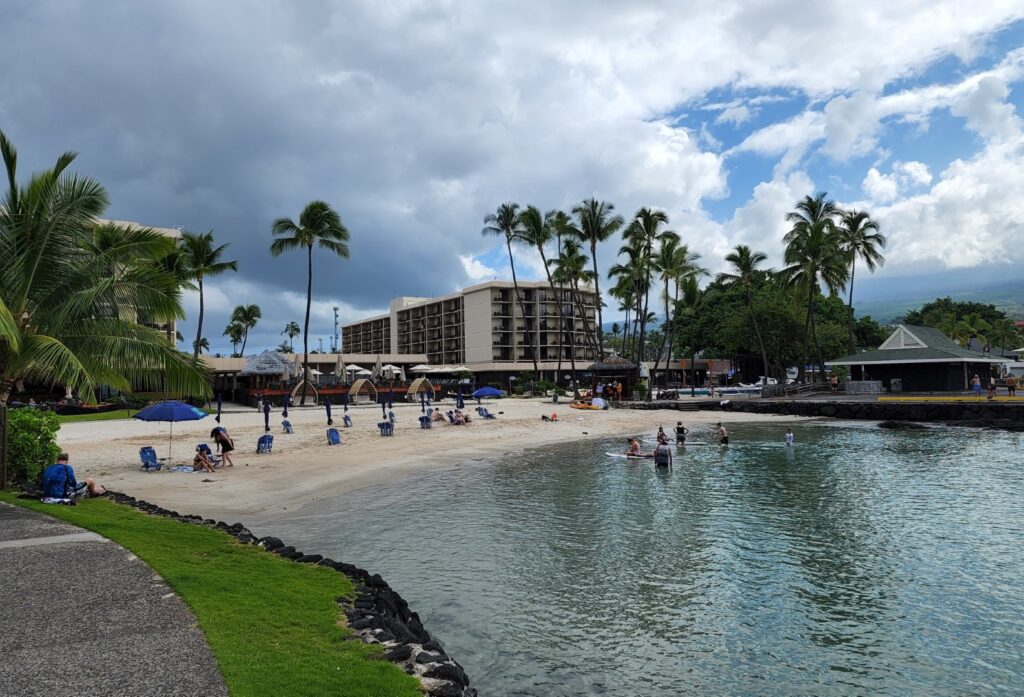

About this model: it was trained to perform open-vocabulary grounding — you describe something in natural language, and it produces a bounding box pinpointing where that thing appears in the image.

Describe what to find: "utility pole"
[333,306,340,353]
[318,337,324,354]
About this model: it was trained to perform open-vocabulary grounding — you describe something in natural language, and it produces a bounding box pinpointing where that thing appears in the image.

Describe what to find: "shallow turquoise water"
[264,422,1024,696]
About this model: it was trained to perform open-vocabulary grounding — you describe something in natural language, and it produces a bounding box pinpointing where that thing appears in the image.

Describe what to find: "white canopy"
[381,364,402,373]
[410,364,432,372]
[344,364,368,372]
[451,365,472,373]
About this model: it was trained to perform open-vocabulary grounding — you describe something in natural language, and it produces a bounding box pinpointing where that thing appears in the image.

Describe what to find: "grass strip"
[58,409,135,423]
[0,493,422,697]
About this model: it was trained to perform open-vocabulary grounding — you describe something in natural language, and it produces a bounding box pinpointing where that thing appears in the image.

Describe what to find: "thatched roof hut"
[586,356,638,400]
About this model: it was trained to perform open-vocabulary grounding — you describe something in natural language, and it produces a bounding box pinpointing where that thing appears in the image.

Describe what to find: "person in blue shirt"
[41,453,106,500]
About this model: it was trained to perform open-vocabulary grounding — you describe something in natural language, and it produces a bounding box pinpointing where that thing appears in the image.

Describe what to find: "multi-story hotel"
[342,280,599,374]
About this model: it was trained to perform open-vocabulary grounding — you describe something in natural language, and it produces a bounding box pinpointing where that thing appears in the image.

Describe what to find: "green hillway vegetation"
[0,493,422,697]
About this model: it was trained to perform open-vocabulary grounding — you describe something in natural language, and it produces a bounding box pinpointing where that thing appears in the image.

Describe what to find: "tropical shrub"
[7,407,61,483]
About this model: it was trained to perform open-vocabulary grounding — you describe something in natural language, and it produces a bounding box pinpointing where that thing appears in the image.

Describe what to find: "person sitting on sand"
[41,453,106,500]
[193,448,216,473]
[457,408,472,424]
[716,422,729,446]
[210,427,235,467]
[431,409,447,422]
[625,438,642,456]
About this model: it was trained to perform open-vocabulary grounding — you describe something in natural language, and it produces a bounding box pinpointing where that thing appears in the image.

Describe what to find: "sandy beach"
[58,399,805,522]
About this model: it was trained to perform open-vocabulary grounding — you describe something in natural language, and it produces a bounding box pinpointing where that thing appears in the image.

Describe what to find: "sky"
[3,1,1024,354]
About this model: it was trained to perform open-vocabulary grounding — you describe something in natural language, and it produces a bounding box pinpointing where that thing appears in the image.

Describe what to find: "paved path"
[0,502,228,697]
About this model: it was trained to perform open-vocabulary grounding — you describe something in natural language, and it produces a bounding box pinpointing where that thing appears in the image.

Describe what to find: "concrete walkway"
[0,502,228,697]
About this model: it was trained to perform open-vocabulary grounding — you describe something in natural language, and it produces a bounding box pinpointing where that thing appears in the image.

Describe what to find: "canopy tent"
[348,378,378,404]
[240,350,293,376]
[407,377,436,401]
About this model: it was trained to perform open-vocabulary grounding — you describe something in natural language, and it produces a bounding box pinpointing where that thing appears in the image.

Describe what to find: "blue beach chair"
[139,446,162,472]
[480,408,497,420]
[343,414,353,428]
[327,428,341,446]
[257,434,273,454]
[378,421,394,436]
[281,419,294,434]
[419,415,432,429]
[388,410,397,424]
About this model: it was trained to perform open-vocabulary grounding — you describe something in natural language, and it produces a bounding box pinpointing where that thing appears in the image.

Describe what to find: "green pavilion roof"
[828,325,1011,366]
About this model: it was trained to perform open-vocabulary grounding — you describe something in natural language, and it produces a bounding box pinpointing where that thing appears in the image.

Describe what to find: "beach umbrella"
[381,396,387,418]
[420,392,426,413]
[341,390,349,412]
[215,392,223,423]
[388,388,395,409]
[282,394,289,418]
[263,401,271,432]
[410,364,431,373]
[456,384,464,410]
[471,386,505,399]
[324,397,334,426]
[132,400,207,464]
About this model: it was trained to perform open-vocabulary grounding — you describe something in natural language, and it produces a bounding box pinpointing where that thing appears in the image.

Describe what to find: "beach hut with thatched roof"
[587,356,638,400]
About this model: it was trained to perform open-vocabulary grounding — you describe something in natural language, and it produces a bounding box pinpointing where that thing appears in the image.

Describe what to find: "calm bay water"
[263,422,1024,696]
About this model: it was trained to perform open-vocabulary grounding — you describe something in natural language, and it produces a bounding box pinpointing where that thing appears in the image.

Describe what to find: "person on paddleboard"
[625,438,642,456]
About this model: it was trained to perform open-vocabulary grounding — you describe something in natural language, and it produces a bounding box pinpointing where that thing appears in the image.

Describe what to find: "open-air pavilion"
[347,378,378,404]
[827,324,1012,392]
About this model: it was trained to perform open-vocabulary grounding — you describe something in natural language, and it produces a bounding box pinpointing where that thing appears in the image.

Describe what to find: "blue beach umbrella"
[324,397,334,426]
[471,386,505,399]
[388,389,395,410]
[381,396,387,418]
[456,384,464,410]
[263,401,271,433]
[341,391,349,412]
[215,392,223,423]
[420,392,426,414]
[133,400,207,464]
[282,395,289,418]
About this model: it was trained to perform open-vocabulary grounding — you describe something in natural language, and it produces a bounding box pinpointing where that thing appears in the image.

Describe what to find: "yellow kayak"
[570,402,602,410]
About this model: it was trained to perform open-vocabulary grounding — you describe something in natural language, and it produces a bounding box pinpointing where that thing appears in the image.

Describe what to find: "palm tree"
[515,206,574,385]
[609,279,636,359]
[610,322,621,350]
[549,239,596,397]
[621,208,675,387]
[653,239,705,391]
[192,337,210,354]
[987,317,1022,355]
[783,193,848,380]
[482,202,539,375]
[281,320,300,349]
[676,275,706,397]
[230,304,262,356]
[223,322,245,356]
[837,210,885,350]
[572,198,624,357]
[717,245,771,385]
[0,130,208,408]
[276,341,294,354]
[547,210,576,381]
[180,230,237,359]
[270,201,350,405]
[957,313,991,351]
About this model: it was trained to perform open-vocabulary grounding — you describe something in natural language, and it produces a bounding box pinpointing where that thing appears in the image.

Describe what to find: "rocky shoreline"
[104,492,475,697]
[620,399,1024,430]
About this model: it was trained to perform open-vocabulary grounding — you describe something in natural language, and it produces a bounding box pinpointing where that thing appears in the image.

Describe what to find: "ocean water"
[263,422,1024,696]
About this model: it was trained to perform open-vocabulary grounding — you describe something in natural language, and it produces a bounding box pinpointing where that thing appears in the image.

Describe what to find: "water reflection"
[262,423,1024,696]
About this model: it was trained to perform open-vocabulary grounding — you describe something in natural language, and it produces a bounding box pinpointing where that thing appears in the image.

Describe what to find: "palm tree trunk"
[0,378,13,406]
[799,293,812,383]
[570,279,597,363]
[748,286,769,385]
[846,259,857,351]
[301,244,313,405]
[507,238,539,378]
[810,294,826,380]
[622,306,630,359]
[649,278,671,403]
[555,233,563,383]
[194,275,204,359]
[590,239,604,358]
[240,327,249,356]
[539,246,574,391]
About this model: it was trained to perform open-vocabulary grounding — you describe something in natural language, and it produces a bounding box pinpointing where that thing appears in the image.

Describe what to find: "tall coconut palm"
[837,210,885,350]
[987,317,1022,355]
[572,198,624,357]
[547,210,576,381]
[223,322,245,357]
[609,278,636,359]
[180,230,237,359]
[230,304,262,356]
[482,202,539,375]
[549,238,596,396]
[957,313,991,352]
[676,275,706,397]
[717,245,771,385]
[192,337,210,354]
[515,206,575,385]
[621,208,674,385]
[784,193,848,380]
[0,130,208,409]
[270,200,350,405]
[281,320,300,349]
[653,239,705,392]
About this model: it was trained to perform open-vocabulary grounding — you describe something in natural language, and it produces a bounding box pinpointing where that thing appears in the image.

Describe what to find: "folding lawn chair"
[387,410,397,424]
[139,446,162,472]
[343,414,353,428]
[327,428,341,446]
[378,421,394,436]
[481,408,497,420]
[419,415,432,429]
[257,434,274,454]
[281,419,294,434]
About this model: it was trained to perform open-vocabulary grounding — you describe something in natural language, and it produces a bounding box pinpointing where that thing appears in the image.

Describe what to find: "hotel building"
[342,280,599,374]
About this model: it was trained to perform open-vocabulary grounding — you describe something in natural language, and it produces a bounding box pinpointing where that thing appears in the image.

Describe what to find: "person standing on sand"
[715,422,729,446]
[971,374,982,398]
[211,427,236,467]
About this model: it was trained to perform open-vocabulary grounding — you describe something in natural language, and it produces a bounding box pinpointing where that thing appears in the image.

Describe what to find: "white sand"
[59,399,804,522]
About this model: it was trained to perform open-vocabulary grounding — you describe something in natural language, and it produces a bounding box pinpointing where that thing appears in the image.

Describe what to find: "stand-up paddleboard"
[605,452,655,458]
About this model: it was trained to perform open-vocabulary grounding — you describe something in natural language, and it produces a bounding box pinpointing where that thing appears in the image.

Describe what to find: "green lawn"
[0,494,421,697]
[58,409,135,423]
